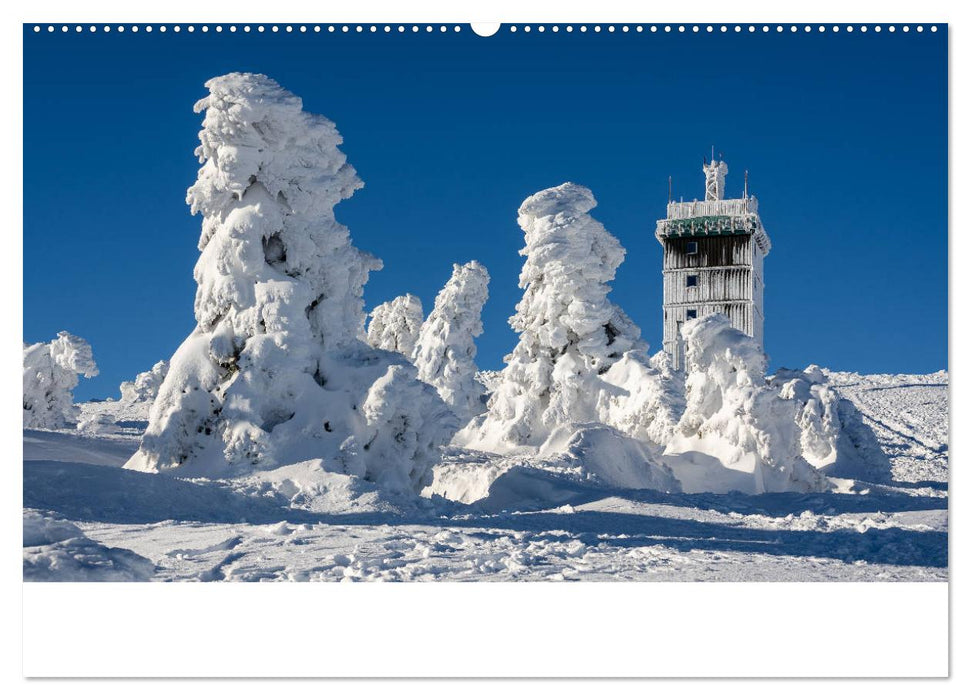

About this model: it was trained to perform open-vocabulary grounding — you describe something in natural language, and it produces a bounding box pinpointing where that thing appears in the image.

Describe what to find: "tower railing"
[665,196,759,220]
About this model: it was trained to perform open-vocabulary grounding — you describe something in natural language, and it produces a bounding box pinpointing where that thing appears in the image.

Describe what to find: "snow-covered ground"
[23,370,947,582]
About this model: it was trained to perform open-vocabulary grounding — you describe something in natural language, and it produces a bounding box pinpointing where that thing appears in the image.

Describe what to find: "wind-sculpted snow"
[23,509,154,582]
[367,293,424,357]
[666,314,829,494]
[23,332,98,429]
[124,73,454,493]
[412,262,490,422]
[460,184,681,457]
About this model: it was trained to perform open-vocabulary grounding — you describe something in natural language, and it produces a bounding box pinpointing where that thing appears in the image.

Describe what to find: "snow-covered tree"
[366,293,424,357]
[124,73,455,493]
[23,331,99,429]
[461,183,675,452]
[119,360,169,404]
[771,366,891,482]
[412,262,490,423]
[669,314,827,493]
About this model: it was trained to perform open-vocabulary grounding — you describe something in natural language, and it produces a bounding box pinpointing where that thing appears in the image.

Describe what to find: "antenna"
[668,175,672,203]
[711,145,715,162]
[744,169,749,198]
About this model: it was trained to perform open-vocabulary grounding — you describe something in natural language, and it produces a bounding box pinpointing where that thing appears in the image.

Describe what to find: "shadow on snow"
[24,459,947,569]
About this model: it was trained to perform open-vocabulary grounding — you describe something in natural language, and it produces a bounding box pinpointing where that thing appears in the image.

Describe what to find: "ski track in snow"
[23,372,948,582]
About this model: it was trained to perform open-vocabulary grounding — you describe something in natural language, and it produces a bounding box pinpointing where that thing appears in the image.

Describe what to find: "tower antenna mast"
[744,169,749,198]
[668,175,672,203]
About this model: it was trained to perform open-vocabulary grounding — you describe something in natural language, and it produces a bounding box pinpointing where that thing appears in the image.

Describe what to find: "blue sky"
[23,25,947,401]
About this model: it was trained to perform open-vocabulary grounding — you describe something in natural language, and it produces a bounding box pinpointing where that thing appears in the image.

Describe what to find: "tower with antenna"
[656,155,771,370]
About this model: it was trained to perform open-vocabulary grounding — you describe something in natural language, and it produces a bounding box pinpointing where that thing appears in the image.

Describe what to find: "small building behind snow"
[655,158,771,370]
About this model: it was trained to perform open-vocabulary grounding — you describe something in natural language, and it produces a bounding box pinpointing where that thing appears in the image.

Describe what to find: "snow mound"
[666,314,829,494]
[124,73,456,493]
[77,410,121,435]
[459,183,679,452]
[226,459,424,515]
[23,509,154,582]
[413,261,491,423]
[367,293,424,357]
[23,331,98,429]
[539,423,682,492]
[427,425,679,509]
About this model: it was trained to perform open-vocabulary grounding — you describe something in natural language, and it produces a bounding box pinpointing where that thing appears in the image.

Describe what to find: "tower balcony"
[655,196,771,254]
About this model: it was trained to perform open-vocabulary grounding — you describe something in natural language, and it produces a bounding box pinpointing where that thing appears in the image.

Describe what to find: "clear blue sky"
[23,25,947,401]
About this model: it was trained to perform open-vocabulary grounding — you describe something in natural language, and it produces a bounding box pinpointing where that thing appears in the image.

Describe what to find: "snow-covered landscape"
[22,73,949,582]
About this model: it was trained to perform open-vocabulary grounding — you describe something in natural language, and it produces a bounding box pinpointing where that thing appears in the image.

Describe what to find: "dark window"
[686,309,698,320]
[686,241,699,254]
[686,275,698,288]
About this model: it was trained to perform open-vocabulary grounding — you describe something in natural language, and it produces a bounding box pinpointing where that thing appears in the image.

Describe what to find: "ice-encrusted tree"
[23,331,99,429]
[124,73,455,492]
[119,360,169,404]
[461,183,666,451]
[412,261,490,423]
[672,314,828,493]
[366,293,424,357]
[771,366,891,482]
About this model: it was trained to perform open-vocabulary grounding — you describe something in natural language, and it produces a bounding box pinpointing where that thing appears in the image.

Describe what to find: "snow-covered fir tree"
[412,261,490,423]
[124,73,455,492]
[366,293,424,357]
[770,366,891,482]
[460,183,677,452]
[119,360,169,404]
[670,314,827,493]
[23,331,98,429]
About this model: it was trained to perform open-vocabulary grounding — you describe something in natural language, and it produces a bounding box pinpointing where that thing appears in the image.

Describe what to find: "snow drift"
[23,331,98,429]
[459,183,681,455]
[23,509,154,582]
[412,261,491,423]
[124,73,455,493]
[539,423,681,492]
[664,314,829,494]
[367,293,424,357]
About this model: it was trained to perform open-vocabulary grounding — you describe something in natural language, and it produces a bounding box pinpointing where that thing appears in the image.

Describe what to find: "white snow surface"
[412,261,491,422]
[123,73,455,493]
[366,293,424,357]
[23,367,947,581]
[23,331,98,429]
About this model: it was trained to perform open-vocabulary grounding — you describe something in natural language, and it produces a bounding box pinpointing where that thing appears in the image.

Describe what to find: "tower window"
[686,241,698,254]
[686,275,698,288]
[686,309,697,320]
